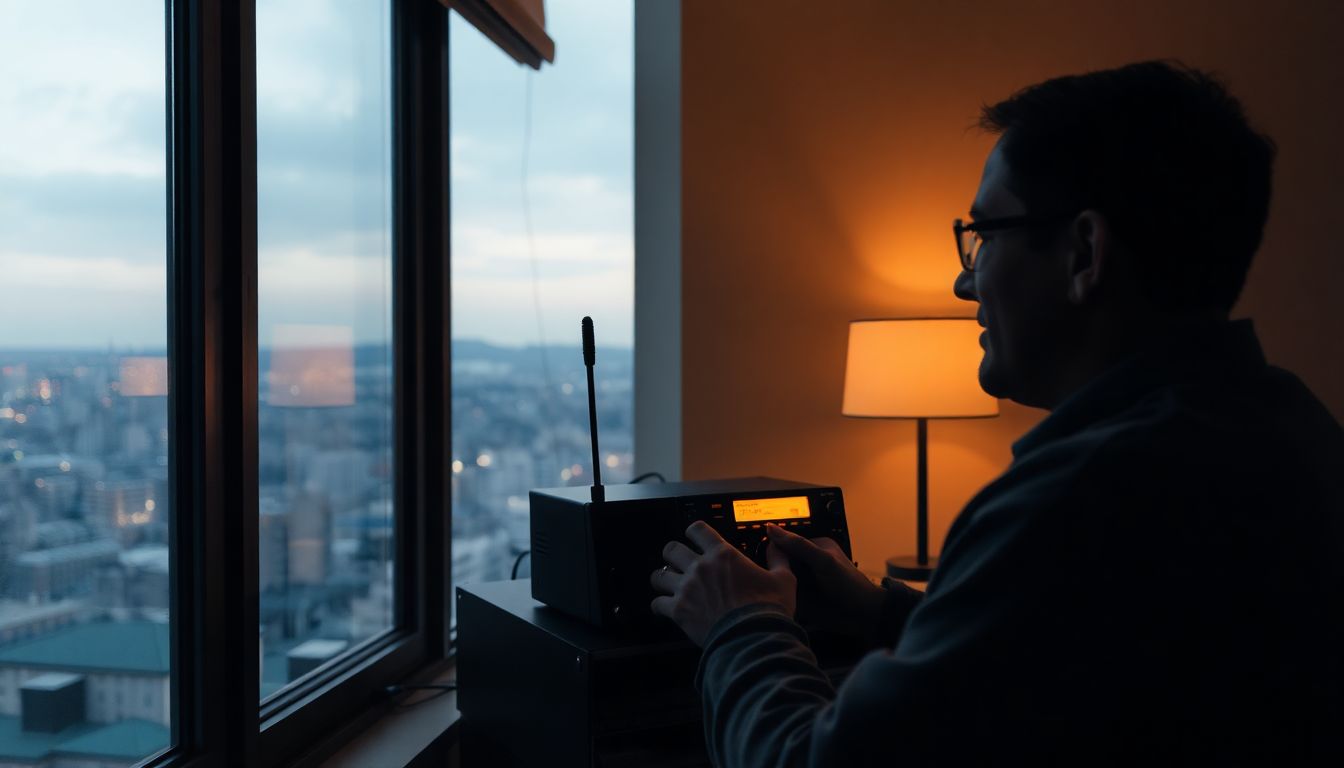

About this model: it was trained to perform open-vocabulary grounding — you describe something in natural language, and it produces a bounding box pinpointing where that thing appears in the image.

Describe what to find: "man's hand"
[650,521,797,646]
[764,524,887,642]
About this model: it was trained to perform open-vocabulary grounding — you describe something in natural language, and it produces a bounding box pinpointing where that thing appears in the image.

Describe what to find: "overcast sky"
[0,0,632,350]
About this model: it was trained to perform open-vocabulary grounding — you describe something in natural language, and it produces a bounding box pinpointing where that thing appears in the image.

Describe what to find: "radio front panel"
[530,478,852,628]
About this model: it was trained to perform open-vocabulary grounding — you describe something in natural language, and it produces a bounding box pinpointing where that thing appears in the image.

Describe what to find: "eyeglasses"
[953,213,1079,271]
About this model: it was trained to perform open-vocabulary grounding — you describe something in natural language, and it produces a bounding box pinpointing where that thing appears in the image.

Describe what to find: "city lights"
[452,459,465,473]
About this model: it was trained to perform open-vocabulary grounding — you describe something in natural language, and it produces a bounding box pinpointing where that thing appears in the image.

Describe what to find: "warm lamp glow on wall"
[267,325,355,408]
[842,318,998,581]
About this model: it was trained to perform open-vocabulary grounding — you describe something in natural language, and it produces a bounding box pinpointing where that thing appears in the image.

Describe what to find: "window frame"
[151,0,451,765]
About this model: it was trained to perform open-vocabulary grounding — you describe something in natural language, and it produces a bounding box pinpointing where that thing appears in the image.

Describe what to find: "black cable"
[631,471,666,484]
[385,683,457,708]
[511,549,531,579]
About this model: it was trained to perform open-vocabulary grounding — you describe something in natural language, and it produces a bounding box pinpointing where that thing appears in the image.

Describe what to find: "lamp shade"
[842,319,998,418]
[267,324,355,408]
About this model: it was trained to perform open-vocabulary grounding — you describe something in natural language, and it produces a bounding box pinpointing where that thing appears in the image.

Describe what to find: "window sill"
[310,665,459,768]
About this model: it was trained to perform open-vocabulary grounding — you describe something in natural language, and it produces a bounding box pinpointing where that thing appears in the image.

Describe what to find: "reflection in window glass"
[0,3,171,764]
[449,3,634,589]
[256,0,393,700]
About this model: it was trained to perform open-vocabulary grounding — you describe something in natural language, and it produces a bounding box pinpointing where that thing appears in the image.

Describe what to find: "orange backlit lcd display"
[732,496,811,523]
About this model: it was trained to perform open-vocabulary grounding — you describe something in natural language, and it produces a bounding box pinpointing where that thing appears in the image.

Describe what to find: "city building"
[0,621,169,767]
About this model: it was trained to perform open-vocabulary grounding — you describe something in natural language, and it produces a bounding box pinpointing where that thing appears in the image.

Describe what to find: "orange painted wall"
[680,0,1344,577]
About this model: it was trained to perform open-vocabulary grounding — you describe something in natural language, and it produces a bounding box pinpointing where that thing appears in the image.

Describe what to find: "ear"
[1065,210,1109,305]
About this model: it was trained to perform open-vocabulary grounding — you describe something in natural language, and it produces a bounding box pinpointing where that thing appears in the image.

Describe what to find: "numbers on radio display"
[731,496,811,523]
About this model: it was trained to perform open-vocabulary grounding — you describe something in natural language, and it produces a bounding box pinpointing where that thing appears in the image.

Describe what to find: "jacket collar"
[1011,319,1266,460]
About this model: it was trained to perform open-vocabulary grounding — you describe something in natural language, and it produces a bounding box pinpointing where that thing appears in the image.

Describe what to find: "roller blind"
[444,0,555,68]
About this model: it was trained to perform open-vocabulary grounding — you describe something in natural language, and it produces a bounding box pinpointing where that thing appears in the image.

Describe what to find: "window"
[0,0,587,761]
[0,2,171,765]
[168,0,448,763]
[255,0,395,701]
[449,2,635,587]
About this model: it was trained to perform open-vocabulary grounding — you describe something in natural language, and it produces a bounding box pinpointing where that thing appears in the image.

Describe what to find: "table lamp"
[842,318,998,581]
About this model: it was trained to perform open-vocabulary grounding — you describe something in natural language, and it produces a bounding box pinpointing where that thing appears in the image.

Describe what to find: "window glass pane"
[256,0,393,700]
[0,3,171,764]
[450,3,634,589]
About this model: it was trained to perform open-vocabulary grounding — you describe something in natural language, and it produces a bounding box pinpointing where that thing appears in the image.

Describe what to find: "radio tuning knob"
[825,500,839,515]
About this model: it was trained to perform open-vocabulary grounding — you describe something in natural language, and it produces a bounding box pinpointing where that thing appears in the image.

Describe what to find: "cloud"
[255,0,389,121]
[0,1,164,178]
[453,225,631,276]
[3,251,162,292]
[0,173,165,259]
[0,250,166,348]
[0,0,634,349]
[451,268,634,348]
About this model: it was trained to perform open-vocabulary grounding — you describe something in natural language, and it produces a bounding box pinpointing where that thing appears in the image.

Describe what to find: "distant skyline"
[0,0,633,349]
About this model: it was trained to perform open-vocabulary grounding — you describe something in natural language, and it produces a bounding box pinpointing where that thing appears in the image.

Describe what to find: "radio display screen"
[732,496,811,523]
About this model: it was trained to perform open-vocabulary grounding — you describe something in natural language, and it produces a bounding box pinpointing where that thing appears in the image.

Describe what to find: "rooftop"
[20,672,82,691]
[0,620,169,675]
[0,716,168,761]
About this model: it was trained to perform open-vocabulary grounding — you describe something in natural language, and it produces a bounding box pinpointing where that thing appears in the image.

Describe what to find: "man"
[650,61,1344,765]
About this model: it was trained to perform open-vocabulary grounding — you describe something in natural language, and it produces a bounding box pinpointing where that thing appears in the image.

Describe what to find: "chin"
[977,353,1011,400]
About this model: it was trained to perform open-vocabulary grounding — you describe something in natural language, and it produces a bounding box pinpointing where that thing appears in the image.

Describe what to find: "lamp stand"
[886,417,937,582]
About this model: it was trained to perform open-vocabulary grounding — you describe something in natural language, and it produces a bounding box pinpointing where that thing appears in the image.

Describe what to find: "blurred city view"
[451,340,634,587]
[0,351,172,763]
[0,338,632,759]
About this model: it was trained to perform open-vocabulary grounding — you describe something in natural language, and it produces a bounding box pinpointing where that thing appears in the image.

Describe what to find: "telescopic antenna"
[581,317,604,503]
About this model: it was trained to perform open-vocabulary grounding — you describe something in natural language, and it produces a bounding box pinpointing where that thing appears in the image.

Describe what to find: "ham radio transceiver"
[527,318,852,627]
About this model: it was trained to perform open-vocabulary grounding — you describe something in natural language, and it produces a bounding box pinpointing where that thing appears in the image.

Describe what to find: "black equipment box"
[529,477,851,626]
[456,580,709,767]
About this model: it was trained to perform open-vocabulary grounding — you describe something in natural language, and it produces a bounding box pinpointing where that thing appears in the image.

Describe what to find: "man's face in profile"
[953,140,1072,408]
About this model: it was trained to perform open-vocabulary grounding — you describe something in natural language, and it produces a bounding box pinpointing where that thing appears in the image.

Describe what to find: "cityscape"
[0,340,632,765]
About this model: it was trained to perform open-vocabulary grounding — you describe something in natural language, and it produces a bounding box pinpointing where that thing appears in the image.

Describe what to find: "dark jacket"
[696,320,1344,766]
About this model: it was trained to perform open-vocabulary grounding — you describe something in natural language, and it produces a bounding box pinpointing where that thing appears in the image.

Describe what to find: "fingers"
[649,564,683,595]
[765,524,826,565]
[684,520,729,554]
[650,594,675,620]
[813,537,846,558]
[765,540,790,572]
[661,540,697,572]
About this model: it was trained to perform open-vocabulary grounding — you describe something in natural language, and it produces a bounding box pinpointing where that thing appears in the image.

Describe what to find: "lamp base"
[886,555,937,582]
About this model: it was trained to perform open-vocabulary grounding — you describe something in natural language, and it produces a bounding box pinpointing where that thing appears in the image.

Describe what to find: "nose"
[953,267,978,303]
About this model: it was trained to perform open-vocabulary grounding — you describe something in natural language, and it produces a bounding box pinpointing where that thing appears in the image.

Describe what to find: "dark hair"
[979,60,1276,313]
